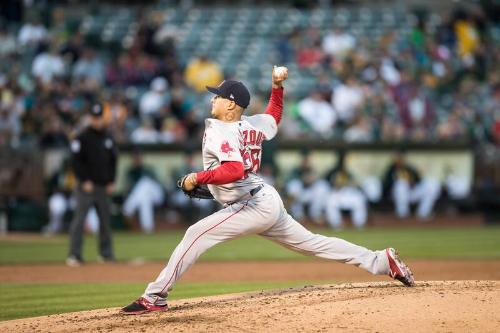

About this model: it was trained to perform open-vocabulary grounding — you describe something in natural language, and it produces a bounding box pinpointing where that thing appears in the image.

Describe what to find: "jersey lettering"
[240,129,264,175]
[241,130,264,146]
[249,130,256,145]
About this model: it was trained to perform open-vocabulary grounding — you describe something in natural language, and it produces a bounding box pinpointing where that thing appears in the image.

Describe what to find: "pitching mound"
[3,281,499,332]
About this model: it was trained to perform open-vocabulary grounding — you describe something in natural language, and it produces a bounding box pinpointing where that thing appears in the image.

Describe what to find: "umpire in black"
[67,103,117,266]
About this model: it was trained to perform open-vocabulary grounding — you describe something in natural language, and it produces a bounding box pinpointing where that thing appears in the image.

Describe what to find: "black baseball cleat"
[120,297,169,315]
[386,248,415,287]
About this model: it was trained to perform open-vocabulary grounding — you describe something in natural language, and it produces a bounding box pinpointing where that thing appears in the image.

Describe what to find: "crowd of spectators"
[0,4,499,151]
[0,8,220,149]
[281,7,500,144]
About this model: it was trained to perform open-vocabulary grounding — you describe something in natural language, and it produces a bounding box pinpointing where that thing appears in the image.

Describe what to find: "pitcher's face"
[210,95,226,120]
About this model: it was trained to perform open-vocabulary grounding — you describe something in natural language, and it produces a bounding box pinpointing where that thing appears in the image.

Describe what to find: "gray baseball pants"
[143,184,390,305]
[68,185,114,259]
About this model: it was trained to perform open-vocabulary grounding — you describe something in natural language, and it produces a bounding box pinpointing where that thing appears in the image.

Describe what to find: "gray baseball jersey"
[142,102,392,306]
[202,114,277,204]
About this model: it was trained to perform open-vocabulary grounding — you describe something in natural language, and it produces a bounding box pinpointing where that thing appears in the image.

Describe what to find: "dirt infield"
[2,281,499,332]
[2,260,500,332]
[1,260,500,283]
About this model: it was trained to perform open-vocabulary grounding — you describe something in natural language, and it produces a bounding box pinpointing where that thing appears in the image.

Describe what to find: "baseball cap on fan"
[206,80,250,109]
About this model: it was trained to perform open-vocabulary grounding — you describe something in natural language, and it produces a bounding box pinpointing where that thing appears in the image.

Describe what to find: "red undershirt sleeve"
[264,87,284,125]
[196,161,245,185]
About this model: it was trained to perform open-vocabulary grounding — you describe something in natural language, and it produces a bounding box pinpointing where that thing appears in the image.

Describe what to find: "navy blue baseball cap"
[206,80,250,109]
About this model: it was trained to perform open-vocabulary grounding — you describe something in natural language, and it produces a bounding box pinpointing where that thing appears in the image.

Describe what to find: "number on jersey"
[240,129,264,174]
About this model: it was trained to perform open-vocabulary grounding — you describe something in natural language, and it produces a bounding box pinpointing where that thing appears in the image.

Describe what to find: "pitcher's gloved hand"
[177,173,214,200]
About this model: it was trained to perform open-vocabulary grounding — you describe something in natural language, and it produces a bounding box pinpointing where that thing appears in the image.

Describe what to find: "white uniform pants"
[445,175,470,199]
[45,193,98,234]
[393,179,441,218]
[325,187,367,229]
[143,184,390,305]
[123,177,165,233]
[286,179,330,221]
[360,176,382,203]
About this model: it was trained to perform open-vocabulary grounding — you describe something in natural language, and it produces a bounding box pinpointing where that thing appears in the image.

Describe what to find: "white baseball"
[274,66,288,77]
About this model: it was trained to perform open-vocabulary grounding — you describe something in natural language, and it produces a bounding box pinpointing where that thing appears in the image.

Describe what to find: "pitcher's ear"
[227,100,238,110]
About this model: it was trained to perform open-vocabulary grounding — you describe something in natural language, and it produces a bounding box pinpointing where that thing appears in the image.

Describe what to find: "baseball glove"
[177,175,214,200]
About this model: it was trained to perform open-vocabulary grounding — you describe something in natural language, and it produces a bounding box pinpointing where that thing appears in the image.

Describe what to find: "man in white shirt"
[32,45,65,84]
[322,28,356,59]
[139,77,170,119]
[18,18,47,47]
[297,90,336,137]
[332,77,364,123]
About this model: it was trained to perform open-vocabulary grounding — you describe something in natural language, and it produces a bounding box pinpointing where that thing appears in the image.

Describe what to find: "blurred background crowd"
[1,0,499,148]
[0,0,499,233]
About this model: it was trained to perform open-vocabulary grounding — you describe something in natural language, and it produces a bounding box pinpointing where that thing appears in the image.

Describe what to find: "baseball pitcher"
[121,66,414,315]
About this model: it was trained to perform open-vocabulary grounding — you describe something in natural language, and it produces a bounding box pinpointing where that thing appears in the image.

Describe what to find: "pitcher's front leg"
[142,203,251,305]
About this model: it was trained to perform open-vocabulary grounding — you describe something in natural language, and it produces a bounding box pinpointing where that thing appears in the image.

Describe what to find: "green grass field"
[2,226,500,265]
[0,281,313,321]
[1,226,500,322]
